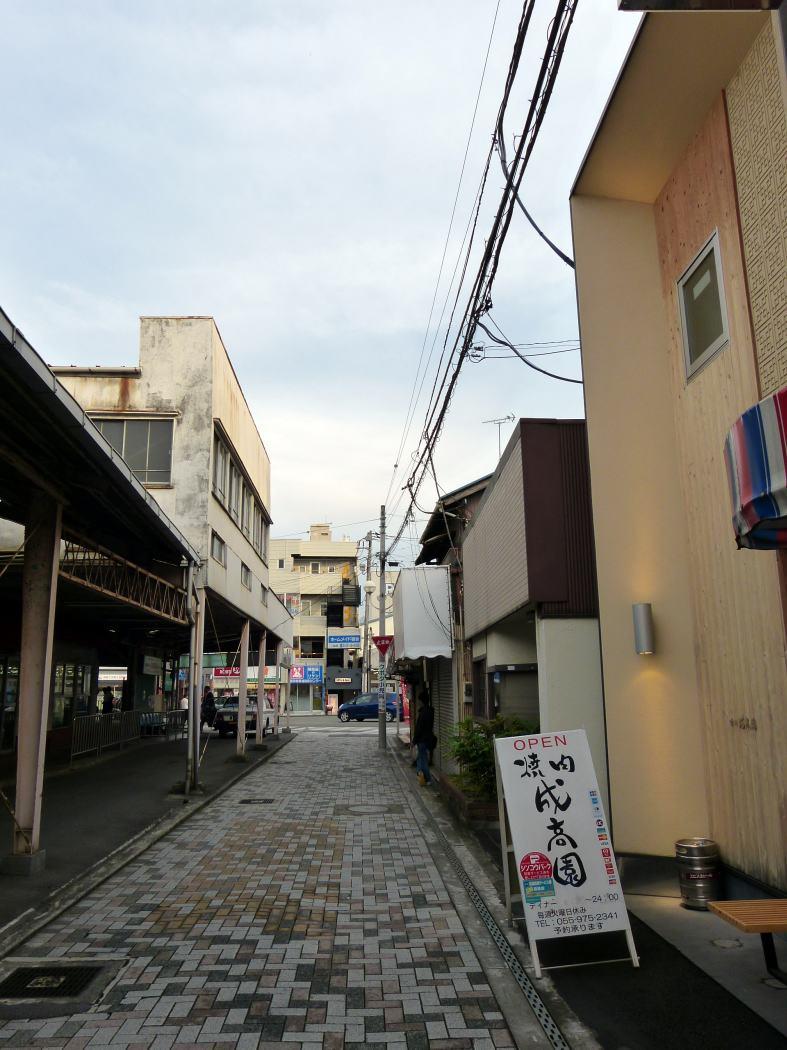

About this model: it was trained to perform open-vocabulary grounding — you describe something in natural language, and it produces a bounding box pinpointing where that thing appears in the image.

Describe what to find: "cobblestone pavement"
[0,728,520,1050]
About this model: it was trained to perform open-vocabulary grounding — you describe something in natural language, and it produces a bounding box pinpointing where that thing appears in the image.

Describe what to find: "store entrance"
[0,656,19,752]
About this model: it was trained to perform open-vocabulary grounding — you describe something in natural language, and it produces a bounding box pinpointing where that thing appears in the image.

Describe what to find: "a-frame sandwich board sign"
[494,729,638,978]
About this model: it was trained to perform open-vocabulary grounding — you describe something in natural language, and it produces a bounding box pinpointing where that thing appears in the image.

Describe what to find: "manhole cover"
[0,966,102,999]
[240,798,275,805]
[334,803,404,817]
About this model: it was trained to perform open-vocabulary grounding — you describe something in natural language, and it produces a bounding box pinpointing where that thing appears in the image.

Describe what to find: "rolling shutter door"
[433,656,455,774]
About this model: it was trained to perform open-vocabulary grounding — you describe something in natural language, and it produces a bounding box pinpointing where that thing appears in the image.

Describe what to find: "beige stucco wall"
[481,608,537,666]
[535,616,608,817]
[210,322,271,511]
[53,317,289,643]
[571,195,710,857]
[56,318,214,556]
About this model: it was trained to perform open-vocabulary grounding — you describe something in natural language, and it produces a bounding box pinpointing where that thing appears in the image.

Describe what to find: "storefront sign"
[494,730,637,977]
[290,665,323,684]
[142,655,163,676]
[214,667,240,677]
[326,631,361,648]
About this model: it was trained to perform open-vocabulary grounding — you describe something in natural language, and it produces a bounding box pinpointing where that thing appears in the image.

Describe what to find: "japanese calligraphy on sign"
[494,730,634,950]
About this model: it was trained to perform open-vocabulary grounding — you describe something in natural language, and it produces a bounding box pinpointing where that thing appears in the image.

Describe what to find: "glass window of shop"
[289,684,314,712]
[52,663,92,728]
[0,658,19,751]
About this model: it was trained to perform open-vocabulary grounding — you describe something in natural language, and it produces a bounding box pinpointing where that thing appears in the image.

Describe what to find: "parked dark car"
[213,697,273,738]
[337,692,401,723]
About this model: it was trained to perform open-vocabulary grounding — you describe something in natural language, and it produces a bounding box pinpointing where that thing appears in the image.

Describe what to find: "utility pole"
[362,531,374,692]
[377,504,386,751]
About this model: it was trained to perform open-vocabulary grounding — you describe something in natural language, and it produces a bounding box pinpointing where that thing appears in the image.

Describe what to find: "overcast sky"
[1,1,638,563]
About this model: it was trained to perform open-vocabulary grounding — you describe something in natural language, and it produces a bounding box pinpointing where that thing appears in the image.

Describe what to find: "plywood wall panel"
[654,94,787,890]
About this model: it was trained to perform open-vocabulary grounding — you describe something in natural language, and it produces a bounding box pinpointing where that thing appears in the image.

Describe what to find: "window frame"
[677,229,730,381]
[241,562,252,590]
[94,415,174,487]
[311,562,320,575]
[211,531,227,567]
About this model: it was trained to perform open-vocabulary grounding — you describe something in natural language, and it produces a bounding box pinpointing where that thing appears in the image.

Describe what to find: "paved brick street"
[0,729,520,1050]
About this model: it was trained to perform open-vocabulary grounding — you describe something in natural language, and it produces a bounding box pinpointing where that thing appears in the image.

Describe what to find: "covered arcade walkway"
[0,306,202,873]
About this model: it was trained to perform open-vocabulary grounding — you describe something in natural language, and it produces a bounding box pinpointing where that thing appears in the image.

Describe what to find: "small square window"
[211,532,226,567]
[241,563,252,590]
[678,231,729,379]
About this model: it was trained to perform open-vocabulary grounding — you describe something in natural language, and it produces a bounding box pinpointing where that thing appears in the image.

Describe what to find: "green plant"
[448,716,538,800]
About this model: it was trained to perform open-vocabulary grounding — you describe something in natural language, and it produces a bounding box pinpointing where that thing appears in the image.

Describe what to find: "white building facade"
[269,525,359,711]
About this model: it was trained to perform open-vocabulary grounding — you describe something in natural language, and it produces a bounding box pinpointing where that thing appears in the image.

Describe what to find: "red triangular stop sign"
[372,635,394,656]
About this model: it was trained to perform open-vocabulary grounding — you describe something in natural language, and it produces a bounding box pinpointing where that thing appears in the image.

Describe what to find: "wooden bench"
[709,899,787,984]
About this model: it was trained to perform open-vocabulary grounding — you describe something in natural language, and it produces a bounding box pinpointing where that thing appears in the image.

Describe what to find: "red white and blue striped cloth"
[724,385,787,549]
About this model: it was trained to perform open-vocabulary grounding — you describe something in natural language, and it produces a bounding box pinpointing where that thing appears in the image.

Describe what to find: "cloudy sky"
[1,1,638,562]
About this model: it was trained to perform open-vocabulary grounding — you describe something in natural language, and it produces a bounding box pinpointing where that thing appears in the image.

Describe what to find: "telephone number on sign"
[554,911,619,926]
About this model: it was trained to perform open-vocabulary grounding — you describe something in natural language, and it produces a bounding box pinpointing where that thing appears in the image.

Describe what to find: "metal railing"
[70,708,188,762]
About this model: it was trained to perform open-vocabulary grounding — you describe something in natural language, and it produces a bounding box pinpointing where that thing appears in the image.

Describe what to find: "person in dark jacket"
[412,693,434,786]
[201,688,216,729]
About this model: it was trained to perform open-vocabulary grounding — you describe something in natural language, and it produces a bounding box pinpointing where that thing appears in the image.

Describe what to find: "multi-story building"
[269,525,359,711]
[570,9,787,893]
[53,316,293,706]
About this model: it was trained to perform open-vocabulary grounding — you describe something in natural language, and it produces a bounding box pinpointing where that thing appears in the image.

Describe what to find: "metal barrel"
[675,838,720,910]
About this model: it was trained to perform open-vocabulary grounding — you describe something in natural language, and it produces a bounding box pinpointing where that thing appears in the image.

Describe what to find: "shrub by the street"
[449,715,538,800]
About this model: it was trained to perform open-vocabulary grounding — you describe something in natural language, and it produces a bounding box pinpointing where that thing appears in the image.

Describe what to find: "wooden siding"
[654,93,787,890]
[726,20,787,398]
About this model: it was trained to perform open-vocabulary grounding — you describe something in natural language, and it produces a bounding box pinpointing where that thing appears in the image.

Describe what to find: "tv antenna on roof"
[483,414,516,459]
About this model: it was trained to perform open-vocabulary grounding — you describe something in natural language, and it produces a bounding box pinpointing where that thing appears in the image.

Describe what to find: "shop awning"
[724,386,787,550]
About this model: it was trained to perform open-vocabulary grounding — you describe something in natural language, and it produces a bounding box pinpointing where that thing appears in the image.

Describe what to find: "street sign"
[494,729,638,977]
[372,635,394,656]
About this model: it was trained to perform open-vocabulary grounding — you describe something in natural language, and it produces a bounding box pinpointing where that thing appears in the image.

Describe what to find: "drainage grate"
[0,966,102,1000]
[395,764,571,1050]
[240,798,275,805]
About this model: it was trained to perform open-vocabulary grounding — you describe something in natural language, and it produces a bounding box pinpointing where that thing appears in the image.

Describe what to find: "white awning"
[392,566,453,660]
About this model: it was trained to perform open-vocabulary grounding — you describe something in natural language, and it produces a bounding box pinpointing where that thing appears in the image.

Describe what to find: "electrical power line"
[384,0,503,510]
[385,0,580,561]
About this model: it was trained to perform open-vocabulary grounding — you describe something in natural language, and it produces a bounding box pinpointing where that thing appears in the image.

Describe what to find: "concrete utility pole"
[362,531,374,692]
[378,505,386,751]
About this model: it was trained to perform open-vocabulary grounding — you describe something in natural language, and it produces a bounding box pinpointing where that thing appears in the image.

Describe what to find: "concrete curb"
[0,731,296,960]
[389,743,602,1050]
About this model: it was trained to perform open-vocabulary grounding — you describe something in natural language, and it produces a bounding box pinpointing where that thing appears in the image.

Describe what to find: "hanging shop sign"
[290,665,323,684]
[494,729,638,977]
[142,655,163,676]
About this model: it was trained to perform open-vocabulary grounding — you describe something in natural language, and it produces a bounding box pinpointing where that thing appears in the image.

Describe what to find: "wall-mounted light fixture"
[632,603,655,655]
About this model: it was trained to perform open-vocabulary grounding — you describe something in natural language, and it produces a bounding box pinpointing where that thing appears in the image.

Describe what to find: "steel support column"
[255,628,267,745]
[7,491,62,871]
[237,619,250,757]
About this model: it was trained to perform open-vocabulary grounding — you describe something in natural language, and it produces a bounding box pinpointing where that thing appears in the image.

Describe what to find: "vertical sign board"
[494,730,638,977]
[373,636,394,714]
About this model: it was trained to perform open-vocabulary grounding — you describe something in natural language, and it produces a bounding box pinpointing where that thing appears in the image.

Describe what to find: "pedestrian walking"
[201,687,216,729]
[412,692,435,786]
[101,686,114,714]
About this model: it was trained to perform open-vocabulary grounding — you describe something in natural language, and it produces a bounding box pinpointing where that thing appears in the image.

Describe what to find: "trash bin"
[675,838,720,910]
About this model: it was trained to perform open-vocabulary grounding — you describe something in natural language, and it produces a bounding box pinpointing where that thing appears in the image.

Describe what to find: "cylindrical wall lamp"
[632,603,655,655]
